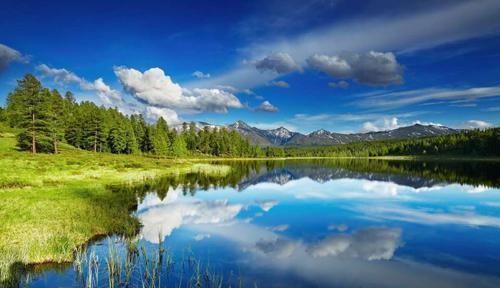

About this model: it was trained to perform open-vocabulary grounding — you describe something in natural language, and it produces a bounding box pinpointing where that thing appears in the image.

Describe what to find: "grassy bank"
[0,133,230,283]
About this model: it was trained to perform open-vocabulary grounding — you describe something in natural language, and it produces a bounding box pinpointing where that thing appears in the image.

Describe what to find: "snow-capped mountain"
[171,120,458,146]
[228,121,458,146]
[172,121,223,132]
[263,127,298,145]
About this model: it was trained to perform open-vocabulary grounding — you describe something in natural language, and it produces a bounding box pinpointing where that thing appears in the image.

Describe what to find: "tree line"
[2,74,256,157]
[1,74,498,158]
[283,127,500,157]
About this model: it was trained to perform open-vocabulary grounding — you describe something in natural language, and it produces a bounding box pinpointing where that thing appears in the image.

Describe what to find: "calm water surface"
[27,160,500,287]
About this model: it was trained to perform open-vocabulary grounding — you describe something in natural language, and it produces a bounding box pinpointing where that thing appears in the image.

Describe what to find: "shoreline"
[189,155,500,162]
[1,132,498,282]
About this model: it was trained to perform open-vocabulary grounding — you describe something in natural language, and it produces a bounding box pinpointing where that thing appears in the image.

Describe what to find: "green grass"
[0,134,230,283]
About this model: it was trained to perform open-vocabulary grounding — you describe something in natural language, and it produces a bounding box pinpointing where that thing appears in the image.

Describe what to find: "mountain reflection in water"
[25,159,500,287]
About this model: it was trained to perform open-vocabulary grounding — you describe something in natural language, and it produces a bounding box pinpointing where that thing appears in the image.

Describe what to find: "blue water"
[26,160,500,287]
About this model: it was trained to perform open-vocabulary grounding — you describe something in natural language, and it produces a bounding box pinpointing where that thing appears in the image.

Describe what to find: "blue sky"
[1,0,499,133]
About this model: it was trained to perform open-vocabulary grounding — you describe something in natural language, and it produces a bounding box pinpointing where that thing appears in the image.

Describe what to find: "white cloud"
[92,78,122,104]
[253,237,297,258]
[328,224,348,232]
[197,217,500,288]
[292,111,424,123]
[269,80,290,88]
[269,224,290,232]
[356,86,500,109]
[257,200,279,212]
[0,43,28,71]
[192,70,211,79]
[37,64,82,84]
[362,181,400,196]
[36,64,121,104]
[484,106,500,112]
[254,52,301,74]
[359,205,500,228]
[328,80,349,89]
[240,111,427,134]
[138,191,244,243]
[361,117,400,132]
[308,54,352,77]
[193,233,211,241]
[188,1,500,90]
[114,66,243,113]
[248,121,298,132]
[307,51,403,85]
[360,118,446,133]
[307,228,402,261]
[256,100,279,112]
[144,106,181,125]
[462,120,493,129]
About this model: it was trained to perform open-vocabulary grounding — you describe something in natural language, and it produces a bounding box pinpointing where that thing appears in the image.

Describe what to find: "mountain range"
[236,165,447,191]
[175,120,458,146]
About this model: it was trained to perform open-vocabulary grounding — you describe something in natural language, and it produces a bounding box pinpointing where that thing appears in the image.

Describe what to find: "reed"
[70,236,241,288]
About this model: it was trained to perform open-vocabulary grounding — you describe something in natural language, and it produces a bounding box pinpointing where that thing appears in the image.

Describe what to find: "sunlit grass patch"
[0,135,231,284]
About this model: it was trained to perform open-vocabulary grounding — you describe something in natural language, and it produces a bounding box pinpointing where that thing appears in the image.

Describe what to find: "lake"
[21,159,500,287]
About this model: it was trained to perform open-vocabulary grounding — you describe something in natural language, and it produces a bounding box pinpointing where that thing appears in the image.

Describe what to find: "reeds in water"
[72,235,236,288]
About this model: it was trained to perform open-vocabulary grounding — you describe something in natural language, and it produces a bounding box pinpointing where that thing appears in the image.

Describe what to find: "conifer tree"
[48,89,65,153]
[6,74,54,153]
[171,133,188,157]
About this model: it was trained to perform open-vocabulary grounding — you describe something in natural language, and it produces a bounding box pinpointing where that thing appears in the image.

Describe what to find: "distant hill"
[172,120,458,146]
[227,121,458,146]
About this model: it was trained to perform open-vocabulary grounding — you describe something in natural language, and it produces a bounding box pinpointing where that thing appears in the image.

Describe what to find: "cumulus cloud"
[269,80,290,88]
[188,1,500,91]
[307,228,402,260]
[92,78,122,104]
[255,52,301,74]
[138,191,244,243]
[361,117,400,132]
[360,117,448,133]
[256,100,279,112]
[307,51,403,85]
[328,80,349,89]
[462,120,493,129]
[0,43,28,72]
[115,66,243,113]
[37,64,82,84]
[144,106,181,125]
[192,70,211,79]
[308,54,352,77]
[36,64,121,104]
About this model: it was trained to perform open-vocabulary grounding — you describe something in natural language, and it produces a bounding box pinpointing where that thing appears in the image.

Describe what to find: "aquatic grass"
[71,237,238,288]
[85,251,99,288]
[0,134,233,283]
[106,239,121,288]
[73,235,235,288]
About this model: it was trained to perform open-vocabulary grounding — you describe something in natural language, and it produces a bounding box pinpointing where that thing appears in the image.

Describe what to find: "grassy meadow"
[0,130,230,282]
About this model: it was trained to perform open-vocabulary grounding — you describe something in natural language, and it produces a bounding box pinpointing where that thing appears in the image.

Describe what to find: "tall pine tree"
[6,74,54,153]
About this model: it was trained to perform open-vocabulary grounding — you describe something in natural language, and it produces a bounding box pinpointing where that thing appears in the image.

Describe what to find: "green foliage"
[0,107,6,122]
[4,74,498,158]
[6,75,55,153]
[283,128,500,158]
[171,133,188,157]
[3,74,253,157]
[151,117,170,155]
